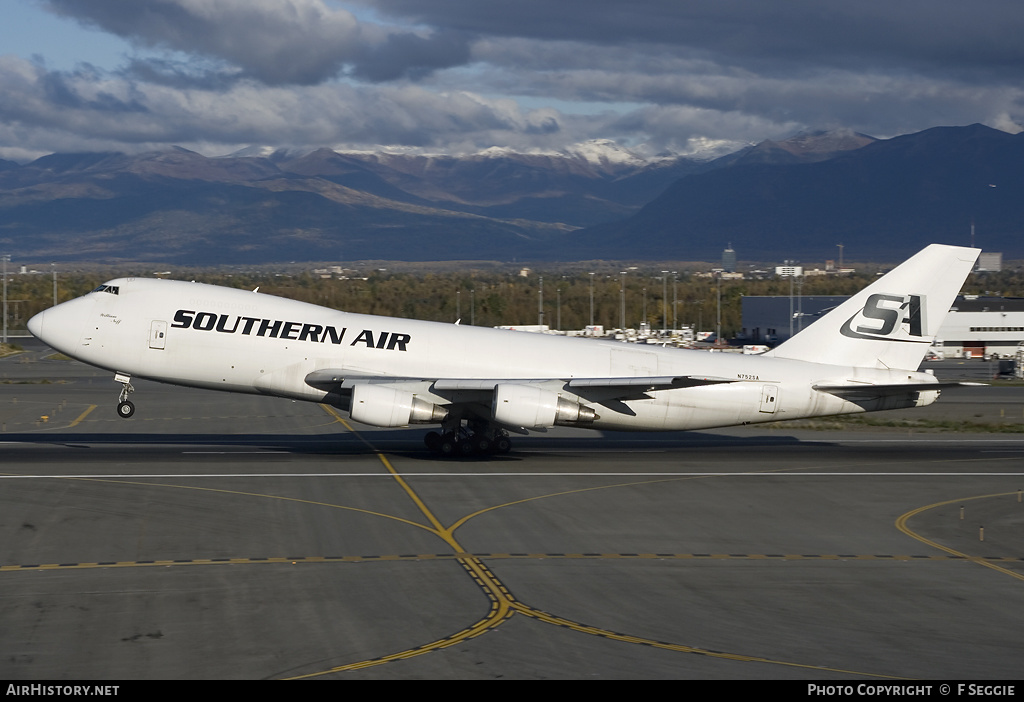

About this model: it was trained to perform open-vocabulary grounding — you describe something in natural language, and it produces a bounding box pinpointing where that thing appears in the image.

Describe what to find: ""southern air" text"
[170,310,410,351]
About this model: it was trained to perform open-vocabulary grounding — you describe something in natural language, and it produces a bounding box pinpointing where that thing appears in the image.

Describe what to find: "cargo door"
[759,385,779,414]
[149,320,167,350]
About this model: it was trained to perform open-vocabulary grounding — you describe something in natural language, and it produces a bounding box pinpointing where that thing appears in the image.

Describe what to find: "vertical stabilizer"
[767,244,979,370]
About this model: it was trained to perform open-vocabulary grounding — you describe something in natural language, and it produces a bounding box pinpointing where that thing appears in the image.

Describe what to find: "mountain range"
[0,125,1019,264]
[583,124,1022,261]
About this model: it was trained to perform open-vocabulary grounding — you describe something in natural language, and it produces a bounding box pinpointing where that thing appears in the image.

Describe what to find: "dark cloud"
[351,29,473,82]
[3,0,1022,159]
[366,0,1024,77]
[39,1,1024,93]
[121,57,242,91]
[44,0,363,84]
[42,0,478,86]
[0,55,582,157]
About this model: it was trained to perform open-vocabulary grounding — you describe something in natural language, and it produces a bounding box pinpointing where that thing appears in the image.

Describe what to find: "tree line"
[3,265,1020,339]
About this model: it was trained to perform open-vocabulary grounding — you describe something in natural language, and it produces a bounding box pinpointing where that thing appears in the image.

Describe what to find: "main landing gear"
[115,372,135,419]
[423,419,512,457]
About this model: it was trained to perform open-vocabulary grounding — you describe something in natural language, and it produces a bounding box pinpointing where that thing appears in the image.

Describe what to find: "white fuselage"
[28,277,939,432]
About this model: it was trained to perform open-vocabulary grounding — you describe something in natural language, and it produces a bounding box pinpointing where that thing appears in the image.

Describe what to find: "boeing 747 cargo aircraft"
[27,244,980,455]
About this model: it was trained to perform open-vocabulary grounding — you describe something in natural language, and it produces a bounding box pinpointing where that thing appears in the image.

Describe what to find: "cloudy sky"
[1,0,1022,161]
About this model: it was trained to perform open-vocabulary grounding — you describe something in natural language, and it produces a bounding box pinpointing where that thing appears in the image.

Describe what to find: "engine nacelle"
[349,384,448,427]
[491,383,598,429]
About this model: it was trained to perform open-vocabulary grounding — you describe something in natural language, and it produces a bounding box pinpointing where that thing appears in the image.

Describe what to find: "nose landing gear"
[115,372,135,418]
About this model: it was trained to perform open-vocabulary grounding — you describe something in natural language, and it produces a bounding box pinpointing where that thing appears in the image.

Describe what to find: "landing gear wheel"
[438,433,458,457]
[117,400,135,419]
[427,422,508,458]
[424,431,442,451]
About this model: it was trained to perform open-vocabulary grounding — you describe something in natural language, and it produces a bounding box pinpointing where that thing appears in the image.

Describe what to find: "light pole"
[716,274,722,345]
[619,271,627,330]
[589,272,594,327]
[52,262,57,308]
[786,260,794,339]
[661,270,668,332]
[538,276,544,327]
[672,272,678,330]
[796,274,804,332]
[2,254,9,344]
[556,286,561,331]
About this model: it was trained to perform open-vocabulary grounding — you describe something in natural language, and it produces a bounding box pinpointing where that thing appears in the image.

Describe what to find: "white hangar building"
[937,296,1024,359]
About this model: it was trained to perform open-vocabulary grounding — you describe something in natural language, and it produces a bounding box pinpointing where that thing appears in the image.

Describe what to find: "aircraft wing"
[305,370,736,399]
[436,375,736,391]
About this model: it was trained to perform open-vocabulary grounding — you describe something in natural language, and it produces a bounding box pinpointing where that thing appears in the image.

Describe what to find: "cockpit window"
[91,285,120,295]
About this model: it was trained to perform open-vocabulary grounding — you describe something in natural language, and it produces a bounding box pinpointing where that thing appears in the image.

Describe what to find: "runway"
[2,346,1024,679]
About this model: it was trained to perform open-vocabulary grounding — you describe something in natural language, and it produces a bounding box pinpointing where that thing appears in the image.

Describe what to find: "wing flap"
[567,376,735,390]
[813,381,985,397]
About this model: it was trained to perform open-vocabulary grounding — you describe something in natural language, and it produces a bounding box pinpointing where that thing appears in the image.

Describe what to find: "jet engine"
[349,384,448,427]
[491,383,598,429]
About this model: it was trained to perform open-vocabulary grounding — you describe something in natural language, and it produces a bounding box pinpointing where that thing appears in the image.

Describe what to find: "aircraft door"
[149,320,167,350]
[759,385,779,414]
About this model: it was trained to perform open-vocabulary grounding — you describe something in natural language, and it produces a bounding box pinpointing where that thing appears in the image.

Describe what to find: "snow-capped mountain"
[11,126,972,265]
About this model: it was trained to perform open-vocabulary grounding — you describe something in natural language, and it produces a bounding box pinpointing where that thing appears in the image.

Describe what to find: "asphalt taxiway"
[2,345,1024,679]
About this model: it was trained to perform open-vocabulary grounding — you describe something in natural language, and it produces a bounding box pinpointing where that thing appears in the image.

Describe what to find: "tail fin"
[767,244,980,370]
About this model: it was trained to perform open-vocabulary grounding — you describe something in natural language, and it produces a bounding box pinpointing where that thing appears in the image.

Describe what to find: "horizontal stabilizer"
[813,381,985,397]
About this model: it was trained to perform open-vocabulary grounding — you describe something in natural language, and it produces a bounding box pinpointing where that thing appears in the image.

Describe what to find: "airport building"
[976,252,1003,272]
[935,296,1024,359]
[741,295,1024,359]
[722,245,737,273]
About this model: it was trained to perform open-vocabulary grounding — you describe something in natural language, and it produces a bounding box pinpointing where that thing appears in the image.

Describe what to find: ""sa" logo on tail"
[840,293,927,342]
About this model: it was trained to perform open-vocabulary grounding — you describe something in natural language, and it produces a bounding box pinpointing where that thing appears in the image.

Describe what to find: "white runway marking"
[3,471,1024,479]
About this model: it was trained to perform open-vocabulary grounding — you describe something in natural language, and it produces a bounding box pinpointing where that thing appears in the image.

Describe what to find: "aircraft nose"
[27,309,45,339]
[28,297,90,355]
